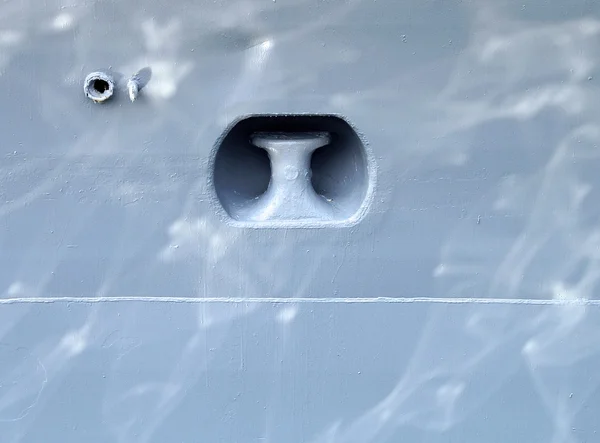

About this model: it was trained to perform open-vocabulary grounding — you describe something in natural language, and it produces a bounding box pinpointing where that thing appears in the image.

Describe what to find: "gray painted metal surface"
[1,0,600,442]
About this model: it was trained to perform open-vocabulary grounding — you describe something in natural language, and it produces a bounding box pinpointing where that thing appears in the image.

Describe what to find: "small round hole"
[83,72,114,103]
[93,79,109,94]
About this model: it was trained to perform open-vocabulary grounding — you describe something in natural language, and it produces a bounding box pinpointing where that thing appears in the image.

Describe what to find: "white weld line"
[0,296,599,306]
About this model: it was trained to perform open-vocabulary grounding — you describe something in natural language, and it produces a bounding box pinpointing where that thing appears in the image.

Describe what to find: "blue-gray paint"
[1,0,600,441]
[83,72,115,103]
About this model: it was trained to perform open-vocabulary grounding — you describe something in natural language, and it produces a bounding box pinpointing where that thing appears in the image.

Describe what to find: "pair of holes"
[84,68,150,103]
[213,115,371,223]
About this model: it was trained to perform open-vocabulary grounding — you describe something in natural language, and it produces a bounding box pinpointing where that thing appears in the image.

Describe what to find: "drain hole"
[83,72,114,103]
[93,79,109,94]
